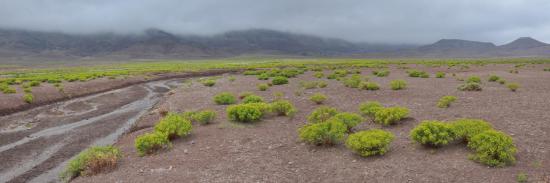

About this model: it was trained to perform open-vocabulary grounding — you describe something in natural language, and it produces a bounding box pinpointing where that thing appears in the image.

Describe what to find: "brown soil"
[75,64,550,183]
[0,69,237,116]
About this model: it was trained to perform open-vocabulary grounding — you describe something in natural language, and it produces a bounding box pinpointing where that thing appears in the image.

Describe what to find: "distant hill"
[1,28,550,60]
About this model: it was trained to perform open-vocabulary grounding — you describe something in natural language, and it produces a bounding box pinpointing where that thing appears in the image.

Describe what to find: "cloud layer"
[1,0,549,44]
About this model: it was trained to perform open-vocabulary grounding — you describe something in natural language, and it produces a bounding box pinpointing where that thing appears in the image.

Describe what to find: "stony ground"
[70,64,550,183]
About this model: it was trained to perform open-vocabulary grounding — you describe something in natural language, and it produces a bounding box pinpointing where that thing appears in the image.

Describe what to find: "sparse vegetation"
[516,172,528,183]
[390,80,407,90]
[318,81,328,88]
[359,82,379,90]
[307,106,339,123]
[135,132,171,156]
[184,110,216,125]
[410,121,456,147]
[154,113,193,139]
[242,95,265,104]
[458,82,482,91]
[300,81,319,89]
[346,129,394,157]
[257,83,269,91]
[23,93,34,103]
[507,83,520,91]
[373,70,390,77]
[435,72,445,78]
[468,130,517,167]
[408,70,430,78]
[272,76,289,85]
[437,95,457,108]
[60,146,121,181]
[299,120,347,146]
[488,75,500,82]
[314,72,324,78]
[309,93,328,104]
[466,76,482,83]
[373,107,409,125]
[202,79,216,87]
[328,112,364,131]
[214,92,237,105]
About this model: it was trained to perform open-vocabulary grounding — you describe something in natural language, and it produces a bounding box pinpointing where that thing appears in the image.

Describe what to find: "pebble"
[288,161,294,165]
[184,149,188,154]
[352,160,357,163]
[268,145,273,149]
[190,140,195,145]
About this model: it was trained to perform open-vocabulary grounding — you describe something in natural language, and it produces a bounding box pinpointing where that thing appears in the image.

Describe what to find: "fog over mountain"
[1,0,550,44]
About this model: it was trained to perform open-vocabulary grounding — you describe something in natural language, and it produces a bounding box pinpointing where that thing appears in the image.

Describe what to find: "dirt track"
[75,64,550,183]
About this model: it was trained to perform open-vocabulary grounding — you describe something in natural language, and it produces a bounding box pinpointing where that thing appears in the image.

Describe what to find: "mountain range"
[1,28,549,60]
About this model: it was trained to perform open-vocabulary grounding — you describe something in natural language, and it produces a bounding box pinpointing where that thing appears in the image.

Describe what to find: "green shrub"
[507,83,519,91]
[488,75,500,82]
[60,146,121,181]
[269,100,297,116]
[23,93,34,103]
[326,73,338,79]
[410,121,456,147]
[408,70,429,78]
[359,82,379,90]
[307,106,339,123]
[466,76,481,83]
[373,70,390,77]
[498,79,506,85]
[227,103,266,122]
[154,113,193,139]
[242,95,264,104]
[435,72,446,78]
[191,110,216,125]
[202,79,216,87]
[458,82,482,91]
[257,73,270,80]
[0,83,16,94]
[228,76,236,82]
[135,132,171,156]
[300,81,318,89]
[318,81,328,88]
[437,95,457,108]
[29,80,41,87]
[343,75,362,88]
[257,83,269,91]
[329,112,364,131]
[309,93,328,104]
[214,92,237,105]
[346,129,394,157]
[451,119,493,142]
[272,76,289,85]
[374,107,409,125]
[298,121,347,146]
[516,173,528,183]
[359,102,384,117]
[467,130,517,167]
[314,72,324,78]
[390,80,407,90]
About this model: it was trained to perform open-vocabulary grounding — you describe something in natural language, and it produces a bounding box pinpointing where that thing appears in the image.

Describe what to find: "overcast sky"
[1,0,549,44]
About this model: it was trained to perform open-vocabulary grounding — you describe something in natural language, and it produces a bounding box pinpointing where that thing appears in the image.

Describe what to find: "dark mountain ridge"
[1,28,549,60]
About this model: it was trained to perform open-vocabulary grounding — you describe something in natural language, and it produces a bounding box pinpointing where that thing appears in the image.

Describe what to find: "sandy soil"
[74,64,550,183]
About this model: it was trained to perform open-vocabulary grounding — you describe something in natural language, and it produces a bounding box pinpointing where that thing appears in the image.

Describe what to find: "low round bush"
[309,93,328,104]
[488,75,500,82]
[507,83,519,91]
[437,95,457,108]
[359,101,384,117]
[458,82,482,91]
[154,113,193,139]
[373,70,390,77]
[242,95,264,104]
[373,107,409,125]
[408,70,429,78]
[202,79,216,87]
[390,80,407,90]
[61,146,121,181]
[23,93,34,103]
[257,83,269,91]
[135,132,171,156]
[435,72,446,78]
[227,103,265,122]
[314,72,324,78]
[192,110,216,125]
[346,129,395,157]
[307,106,339,123]
[467,130,517,167]
[257,73,270,80]
[318,81,328,88]
[410,121,456,147]
[329,112,364,131]
[451,119,492,142]
[271,76,289,85]
[298,121,347,146]
[270,100,297,116]
[359,82,379,90]
[214,92,237,105]
[466,76,481,83]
